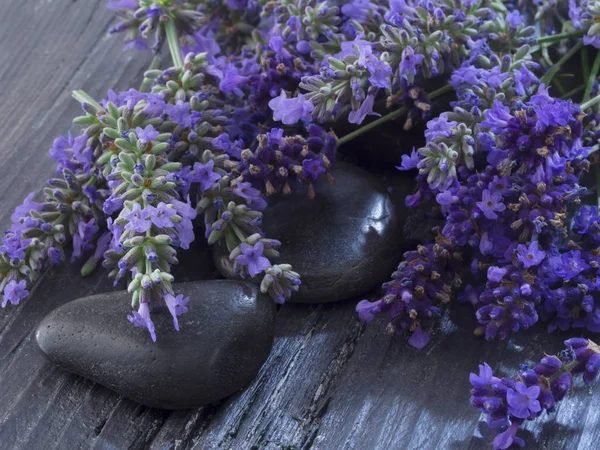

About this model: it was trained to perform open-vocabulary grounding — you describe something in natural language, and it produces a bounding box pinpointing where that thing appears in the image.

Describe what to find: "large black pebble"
[35,280,275,409]
[214,162,404,303]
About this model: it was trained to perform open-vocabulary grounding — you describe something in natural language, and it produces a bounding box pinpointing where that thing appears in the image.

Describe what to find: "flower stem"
[337,84,453,147]
[540,41,583,86]
[561,84,585,100]
[581,92,600,110]
[164,19,183,69]
[71,89,103,111]
[139,55,162,92]
[71,89,104,110]
[582,46,590,86]
[537,30,584,44]
[584,51,600,103]
[337,107,408,147]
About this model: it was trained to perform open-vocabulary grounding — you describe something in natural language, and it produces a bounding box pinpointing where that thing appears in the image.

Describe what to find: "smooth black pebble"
[35,280,275,409]
[214,162,404,303]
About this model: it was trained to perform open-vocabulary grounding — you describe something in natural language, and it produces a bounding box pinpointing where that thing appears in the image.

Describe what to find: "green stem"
[584,51,600,103]
[537,30,585,44]
[139,55,162,92]
[581,92,600,110]
[337,107,408,147]
[540,41,583,86]
[552,77,567,96]
[72,89,103,111]
[337,84,453,147]
[582,46,590,86]
[164,19,183,68]
[561,84,586,100]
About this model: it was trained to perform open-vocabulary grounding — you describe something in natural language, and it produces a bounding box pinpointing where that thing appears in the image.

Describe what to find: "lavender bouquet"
[5,0,600,448]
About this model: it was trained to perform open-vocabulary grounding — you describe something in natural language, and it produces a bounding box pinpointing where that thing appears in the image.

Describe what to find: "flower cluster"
[108,0,206,52]
[1,21,340,339]
[1,128,105,308]
[7,2,600,448]
[356,238,462,348]
[470,338,600,449]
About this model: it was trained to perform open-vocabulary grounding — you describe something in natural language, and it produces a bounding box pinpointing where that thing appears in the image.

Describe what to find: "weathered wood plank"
[1,2,600,450]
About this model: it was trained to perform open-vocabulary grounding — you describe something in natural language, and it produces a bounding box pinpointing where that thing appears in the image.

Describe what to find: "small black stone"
[35,280,275,409]
[214,162,404,303]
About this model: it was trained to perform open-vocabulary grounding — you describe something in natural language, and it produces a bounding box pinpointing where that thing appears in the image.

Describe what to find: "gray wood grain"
[0,2,599,450]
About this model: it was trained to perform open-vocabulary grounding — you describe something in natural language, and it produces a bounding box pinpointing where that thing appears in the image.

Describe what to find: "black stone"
[35,280,276,410]
[214,162,404,303]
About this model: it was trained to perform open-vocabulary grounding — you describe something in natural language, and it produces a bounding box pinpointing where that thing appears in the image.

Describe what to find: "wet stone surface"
[35,280,276,409]
[214,162,406,303]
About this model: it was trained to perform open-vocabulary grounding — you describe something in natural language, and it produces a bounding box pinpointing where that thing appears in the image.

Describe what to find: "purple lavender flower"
[235,242,271,277]
[469,362,499,388]
[476,189,506,220]
[11,192,42,227]
[136,125,159,144]
[128,302,156,342]
[103,196,124,215]
[494,423,524,450]
[506,382,541,418]
[149,203,176,228]
[408,327,430,349]
[48,247,63,265]
[470,339,600,449]
[164,293,189,331]
[399,46,424,81]
[219,68,249,97]
[268,91,314,125]
[356,299,385,322]
[302,158,326,180]
[513,65,539,96]
[397,148,420,171]
[175,217,195,250]
[355,241,456,349]
[165,102,192,128]
[72,218,99,261]
[49,132,89,170]
[516,241,546,268]
[123,203,152,233]
[424,114,456,142]
[341,0,376,21]
[487,266,507,283]
[348,91,379,124]
[233,182,267,210]
[506,11,525,28]
[143,93,166,117]
[190,160,221,192]
[552,251,589,280]
[2,280,29,307]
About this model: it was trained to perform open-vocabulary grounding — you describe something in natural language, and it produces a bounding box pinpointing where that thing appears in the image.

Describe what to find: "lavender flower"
[128,302,156,342]
[476,190,506,220]
[470,339,600,449]
[235,242,271,277]
[268,91,314,125]
[2,280,29,308]
[516,241,545,268]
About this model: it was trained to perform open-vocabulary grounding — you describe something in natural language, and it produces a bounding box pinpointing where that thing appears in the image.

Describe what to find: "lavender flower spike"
[470,339,600,449]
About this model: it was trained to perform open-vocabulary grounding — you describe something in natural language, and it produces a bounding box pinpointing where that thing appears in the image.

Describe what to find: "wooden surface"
[0,2,599,450]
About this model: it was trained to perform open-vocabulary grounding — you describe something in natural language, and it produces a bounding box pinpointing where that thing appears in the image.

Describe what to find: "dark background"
[0,2,598,449]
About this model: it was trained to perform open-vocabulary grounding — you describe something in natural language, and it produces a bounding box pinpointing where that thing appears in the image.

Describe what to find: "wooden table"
[1,2,598,449]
